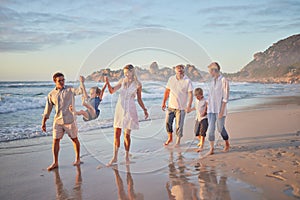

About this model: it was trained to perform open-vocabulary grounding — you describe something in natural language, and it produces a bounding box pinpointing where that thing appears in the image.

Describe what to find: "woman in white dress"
[105,64,149,165]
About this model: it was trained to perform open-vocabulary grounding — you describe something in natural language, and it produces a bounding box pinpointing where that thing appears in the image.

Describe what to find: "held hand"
[79,76,85,83]
[104,76,109,84]
[185,107,191,113]
[42,123,46,132]
[218,112,223,119]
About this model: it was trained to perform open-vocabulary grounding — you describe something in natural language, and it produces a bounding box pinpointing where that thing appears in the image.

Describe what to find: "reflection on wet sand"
[52,165,82,200]
[166,151,231,200]
[166,151,198,199]
[197,166,231,200]
[113,165,144,200]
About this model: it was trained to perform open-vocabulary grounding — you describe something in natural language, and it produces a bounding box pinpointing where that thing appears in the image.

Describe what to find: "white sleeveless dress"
[113,78,139,130]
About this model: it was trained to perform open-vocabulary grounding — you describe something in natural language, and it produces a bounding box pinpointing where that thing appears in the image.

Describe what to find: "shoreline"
[0,96,300,199]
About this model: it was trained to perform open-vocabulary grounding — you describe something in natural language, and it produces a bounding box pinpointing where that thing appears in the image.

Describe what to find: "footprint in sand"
[266,170,287,181]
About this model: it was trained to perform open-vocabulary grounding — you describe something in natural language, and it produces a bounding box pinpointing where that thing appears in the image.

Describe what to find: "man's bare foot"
[47,163,58,171]
[73,160,81,166]
[205,148,214,156]
[107,157,117,167]
[223,145,230,152]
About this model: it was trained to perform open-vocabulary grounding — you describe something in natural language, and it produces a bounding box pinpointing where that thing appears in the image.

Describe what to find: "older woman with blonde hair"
[105,64,148,165]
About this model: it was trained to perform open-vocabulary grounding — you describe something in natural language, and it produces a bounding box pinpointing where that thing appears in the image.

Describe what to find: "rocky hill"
[227,34,300,83]
[86,62,209,82]
[86,34,300,84]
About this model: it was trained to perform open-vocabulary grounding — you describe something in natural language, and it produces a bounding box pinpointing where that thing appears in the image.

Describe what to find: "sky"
[0,0,299,81]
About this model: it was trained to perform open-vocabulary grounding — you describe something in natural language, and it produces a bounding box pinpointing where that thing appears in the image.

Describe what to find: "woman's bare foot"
[73,160,81,166]
[107,157,117,167]
[47,163,58,171]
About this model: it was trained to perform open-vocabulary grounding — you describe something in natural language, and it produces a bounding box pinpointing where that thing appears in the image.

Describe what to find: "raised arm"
[136,85,148,119]
[161,88,170,111]
[105,77,122,94]
[99,82,107,100]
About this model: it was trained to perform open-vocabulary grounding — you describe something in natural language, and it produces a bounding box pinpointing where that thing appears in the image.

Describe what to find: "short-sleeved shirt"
[195,97,207,121]
[166,75,193,110]
[43,86,82,124]
[88,96,101,116]
[207,74,229,116]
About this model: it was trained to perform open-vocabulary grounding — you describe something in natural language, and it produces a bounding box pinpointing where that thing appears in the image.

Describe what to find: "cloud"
[198,0,300,34]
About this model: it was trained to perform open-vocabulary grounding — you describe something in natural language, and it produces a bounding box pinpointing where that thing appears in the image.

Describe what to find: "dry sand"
[0,97,299,200]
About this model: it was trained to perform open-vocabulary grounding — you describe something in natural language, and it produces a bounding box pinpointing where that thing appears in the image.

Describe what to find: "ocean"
[0,81,299,142]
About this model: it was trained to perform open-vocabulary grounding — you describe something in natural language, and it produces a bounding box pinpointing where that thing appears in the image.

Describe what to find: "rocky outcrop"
[228,34,300,83]
[86,34,300,84]
[86,62,208,82]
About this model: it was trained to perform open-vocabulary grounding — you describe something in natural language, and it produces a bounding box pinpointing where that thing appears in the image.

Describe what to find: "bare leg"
[71,137,81,166]
[75,110,90,119]
[47,139,60,171]
[197,136,202,146]
[107,128,121,166]
[81,97,96,118]
[197,136,205,152]
[124,129,131,164]
[223,140,230,152]
[175,136,181,147]
[164,132,173,146]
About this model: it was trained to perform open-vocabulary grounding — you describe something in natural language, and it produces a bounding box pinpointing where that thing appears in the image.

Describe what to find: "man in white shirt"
[207,62,230,155]
[162,64,193,146]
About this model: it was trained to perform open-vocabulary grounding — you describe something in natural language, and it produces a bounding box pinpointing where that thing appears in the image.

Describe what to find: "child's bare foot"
[73,160,81,166]
[164,138,172,146]
[197,145,204,152]
[107,157,117,167]
[47,163,58,171]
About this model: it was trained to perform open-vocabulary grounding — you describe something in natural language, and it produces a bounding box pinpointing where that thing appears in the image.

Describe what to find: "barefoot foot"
[164,138,173,146]
[223,145,230,152]
[197,145,204,152]
[107,158,117,167]
[205,148,214,156]
[47,163,58,171]
[73,160,82,166]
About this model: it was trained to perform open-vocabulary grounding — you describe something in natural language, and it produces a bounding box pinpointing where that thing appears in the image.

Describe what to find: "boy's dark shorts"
[194,118,208,137]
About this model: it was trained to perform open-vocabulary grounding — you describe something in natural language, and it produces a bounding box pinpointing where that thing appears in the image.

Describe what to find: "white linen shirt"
[207,75,229,116]
[195,98,207,121]
[166,75,193,110]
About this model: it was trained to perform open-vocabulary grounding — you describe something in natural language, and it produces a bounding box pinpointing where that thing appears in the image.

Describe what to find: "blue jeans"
[166,108,186,138]
[207,113,229,141]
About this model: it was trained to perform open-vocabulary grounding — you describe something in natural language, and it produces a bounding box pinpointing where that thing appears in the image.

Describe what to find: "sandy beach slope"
[0,97,299,200]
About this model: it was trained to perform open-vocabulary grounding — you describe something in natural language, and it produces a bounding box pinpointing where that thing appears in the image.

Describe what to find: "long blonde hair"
[123,64,141,87]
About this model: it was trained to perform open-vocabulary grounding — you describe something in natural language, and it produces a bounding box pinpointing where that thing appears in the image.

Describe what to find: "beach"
[0,96,299,200]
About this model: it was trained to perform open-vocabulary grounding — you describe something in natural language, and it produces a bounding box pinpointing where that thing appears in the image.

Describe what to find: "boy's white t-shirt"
[195,98,207,121]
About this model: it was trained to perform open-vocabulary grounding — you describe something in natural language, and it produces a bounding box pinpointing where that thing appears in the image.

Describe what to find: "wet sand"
[0,97,299,199]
